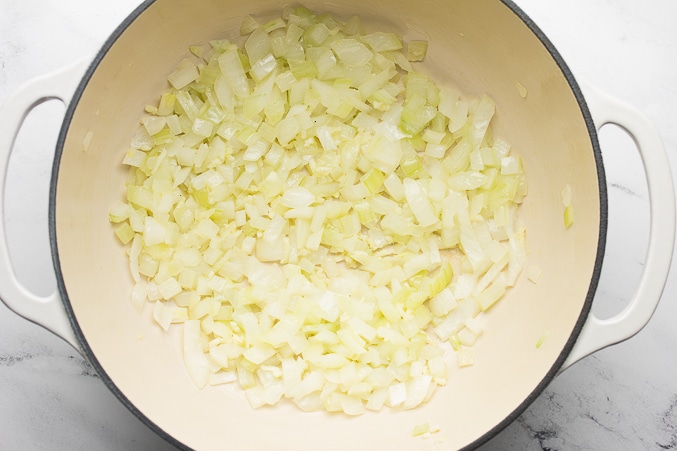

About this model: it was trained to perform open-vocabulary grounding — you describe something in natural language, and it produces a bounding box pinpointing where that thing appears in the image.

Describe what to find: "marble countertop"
[1,0,675,449]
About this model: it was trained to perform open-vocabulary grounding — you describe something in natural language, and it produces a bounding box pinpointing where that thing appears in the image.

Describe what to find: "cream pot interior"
[52,0,605,449]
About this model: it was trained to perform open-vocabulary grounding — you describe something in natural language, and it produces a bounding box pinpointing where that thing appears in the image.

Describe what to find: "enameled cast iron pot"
[0,0,674,449]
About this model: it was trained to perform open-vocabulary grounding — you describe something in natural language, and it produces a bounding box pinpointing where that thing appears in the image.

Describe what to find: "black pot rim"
[48,1,608,449]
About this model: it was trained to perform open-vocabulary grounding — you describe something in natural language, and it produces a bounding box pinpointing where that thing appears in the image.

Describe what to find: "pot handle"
[0,60,90,351]
[562,82,676,369]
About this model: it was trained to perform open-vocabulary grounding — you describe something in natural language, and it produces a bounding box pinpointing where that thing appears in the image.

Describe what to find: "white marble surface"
[0,0,675,449]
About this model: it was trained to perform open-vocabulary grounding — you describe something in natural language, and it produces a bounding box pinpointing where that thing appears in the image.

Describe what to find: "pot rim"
[47,1,608,449]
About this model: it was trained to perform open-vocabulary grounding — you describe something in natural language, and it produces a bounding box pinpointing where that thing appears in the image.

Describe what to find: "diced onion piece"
[219,48,250,99]
[240,15,260,35]
[562,184,574,228]
[305,23,331,46]
[168,59,199,89]
[82,130,94,152]
[470,95,495,147]
[412,423,431,437]
[536,332,549,349]
[457,347,475,367]
[281,186,316,208]
[516,81,528,99]
[109,202,131,223]
[403,178,438,227]
[477,279,507,311]
[564,204,574,228]
[562,184,572,206]
[407,40,428,62]
[330,39,373,67]
[362,32,403,52]
[114,223,134,244]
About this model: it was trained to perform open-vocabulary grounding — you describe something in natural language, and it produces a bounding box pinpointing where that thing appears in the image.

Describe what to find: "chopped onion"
[110,6,528,416]
[516,81,528,99]
[562,183,574,228]
[168,59,199,89]
[407,40,429,62]
[564,204,575,228]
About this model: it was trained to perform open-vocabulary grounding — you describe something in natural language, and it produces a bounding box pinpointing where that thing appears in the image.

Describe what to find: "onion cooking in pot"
[109,5,528,415]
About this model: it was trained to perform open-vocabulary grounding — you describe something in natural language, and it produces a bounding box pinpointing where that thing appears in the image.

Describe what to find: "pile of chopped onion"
[109,6,527,415]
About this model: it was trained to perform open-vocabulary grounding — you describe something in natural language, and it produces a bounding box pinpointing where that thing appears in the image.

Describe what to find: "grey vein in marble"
[656,394,677,450]
[609,182,640,198]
